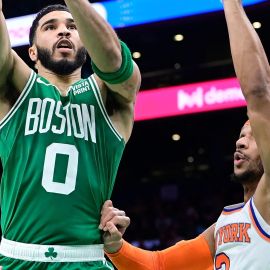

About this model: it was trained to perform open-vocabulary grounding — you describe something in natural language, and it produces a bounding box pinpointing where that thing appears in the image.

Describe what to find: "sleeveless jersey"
[0,70,125,245]
[214,198,270,269]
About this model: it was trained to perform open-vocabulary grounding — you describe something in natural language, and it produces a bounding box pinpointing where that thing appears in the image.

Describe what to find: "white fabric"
[0,237,105,263]
[214,198,270,269]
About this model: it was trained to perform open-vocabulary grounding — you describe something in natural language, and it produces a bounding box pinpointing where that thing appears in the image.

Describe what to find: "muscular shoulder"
[0,83,21,121]
[93,74,134,142]
[0,69,34,121]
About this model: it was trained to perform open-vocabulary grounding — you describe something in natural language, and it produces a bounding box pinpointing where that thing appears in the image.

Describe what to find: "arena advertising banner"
[7,0,266,47]
[105,0,266,28]
[134,78,246,121]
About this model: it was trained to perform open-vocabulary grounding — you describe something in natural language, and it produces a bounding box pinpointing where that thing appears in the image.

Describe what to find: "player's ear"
[29,45,38,62]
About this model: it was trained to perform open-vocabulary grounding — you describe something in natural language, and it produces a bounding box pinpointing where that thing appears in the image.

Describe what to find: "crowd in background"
[112,171,243,250]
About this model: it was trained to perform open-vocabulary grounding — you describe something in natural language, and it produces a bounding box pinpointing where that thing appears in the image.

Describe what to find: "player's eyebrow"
[40,18,57,29]
[40,18,75,29]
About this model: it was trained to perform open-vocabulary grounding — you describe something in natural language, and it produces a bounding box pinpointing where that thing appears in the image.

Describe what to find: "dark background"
[2,0,270,248]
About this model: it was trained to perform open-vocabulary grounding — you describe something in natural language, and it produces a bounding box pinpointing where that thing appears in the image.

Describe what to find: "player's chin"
[58,52,74,58]
[54,50,74,58]
[54,55,75,63]
[233,165,245,176]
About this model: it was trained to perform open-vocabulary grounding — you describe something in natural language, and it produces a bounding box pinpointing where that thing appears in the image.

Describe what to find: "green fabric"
[0,70,125,249]
[91,40,134,84]
[0,256,115,270]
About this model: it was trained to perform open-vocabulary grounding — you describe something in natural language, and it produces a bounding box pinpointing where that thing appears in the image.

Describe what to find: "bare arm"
[0,3,13,89]
[0,1,31,119]
[100,201,214,270]
[223,0,270,222]
[64,0,141,142]
[64,0,141,102]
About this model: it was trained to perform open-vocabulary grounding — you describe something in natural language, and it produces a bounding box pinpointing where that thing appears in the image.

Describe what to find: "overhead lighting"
[253,21,261,29]
[174,34,184,42]
[133,52,141,59]
[172,134,181,141]
[174,63,181,70]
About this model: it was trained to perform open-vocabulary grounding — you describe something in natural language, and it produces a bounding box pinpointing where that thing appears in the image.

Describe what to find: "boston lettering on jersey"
[216,223,251,246]
[25,98,96,142]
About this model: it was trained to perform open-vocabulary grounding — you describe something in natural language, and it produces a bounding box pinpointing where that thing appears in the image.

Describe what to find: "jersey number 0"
[42,143,79,195]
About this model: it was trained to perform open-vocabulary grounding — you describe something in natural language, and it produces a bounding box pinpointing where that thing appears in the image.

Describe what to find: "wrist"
[104,239,123,254]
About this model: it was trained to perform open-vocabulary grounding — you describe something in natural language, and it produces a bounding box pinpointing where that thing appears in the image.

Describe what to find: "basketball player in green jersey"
[0,0,141,269]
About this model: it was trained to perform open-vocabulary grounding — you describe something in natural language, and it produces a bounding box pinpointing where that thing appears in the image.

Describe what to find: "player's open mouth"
[234,152,247,165]
[56,40,73,50]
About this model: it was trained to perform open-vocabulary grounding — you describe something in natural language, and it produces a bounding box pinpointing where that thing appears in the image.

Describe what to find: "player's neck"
[243,180,259,203]
[38,67,82,96]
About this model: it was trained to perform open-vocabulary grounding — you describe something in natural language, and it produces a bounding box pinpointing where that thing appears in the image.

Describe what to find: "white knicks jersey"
[214,198,270,270]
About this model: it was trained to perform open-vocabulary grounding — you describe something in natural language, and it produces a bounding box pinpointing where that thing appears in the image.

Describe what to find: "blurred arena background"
[2,0,270,249]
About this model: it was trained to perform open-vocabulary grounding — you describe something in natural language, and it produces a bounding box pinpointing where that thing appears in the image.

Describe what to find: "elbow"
[245,85,270,111]
[247,87,267,99]
[244,80,270,100]
[238,56,270,100]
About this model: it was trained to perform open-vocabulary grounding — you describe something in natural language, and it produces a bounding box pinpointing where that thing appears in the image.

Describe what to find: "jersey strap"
[248,197,270,242]
[221,202,245,215]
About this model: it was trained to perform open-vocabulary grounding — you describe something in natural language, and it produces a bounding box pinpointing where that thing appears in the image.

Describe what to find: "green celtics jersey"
[0,70,125,245]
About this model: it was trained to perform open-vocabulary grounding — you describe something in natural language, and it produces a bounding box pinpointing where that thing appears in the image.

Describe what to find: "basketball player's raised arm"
[0,0,31,117]
[100,201,214,270]
[0,1,14,90]
[64,0,141,103]
[223,0,270,221]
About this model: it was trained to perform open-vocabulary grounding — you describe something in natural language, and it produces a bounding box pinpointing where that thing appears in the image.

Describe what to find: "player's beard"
[231,160,264,185]
[36,45,87,76]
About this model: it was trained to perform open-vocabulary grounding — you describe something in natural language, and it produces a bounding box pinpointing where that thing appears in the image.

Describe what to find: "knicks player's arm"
[0,2,31,120]
[223,0,270,221]
[64,0,141,142]
[106,227,214,270]
[100,201,215,270]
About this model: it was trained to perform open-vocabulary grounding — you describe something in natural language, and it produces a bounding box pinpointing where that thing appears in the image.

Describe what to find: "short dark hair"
[29,4,70,46]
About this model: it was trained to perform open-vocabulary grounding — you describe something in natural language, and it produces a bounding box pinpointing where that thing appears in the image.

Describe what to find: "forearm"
[224,1,270,213]
[64,0,121,72]
[0,11,12,73]
[223,0,270,100]
[159,235,213,270]
[106,235,213,270]
[0,9,14,90]
[106,240,159,270]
